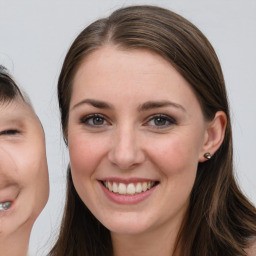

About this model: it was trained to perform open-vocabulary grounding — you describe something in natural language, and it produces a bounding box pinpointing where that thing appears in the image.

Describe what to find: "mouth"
[0,184,20,212]
[101,180,159,196]
[0,201,12,211]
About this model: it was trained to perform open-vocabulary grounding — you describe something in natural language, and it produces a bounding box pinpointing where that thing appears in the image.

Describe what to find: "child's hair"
[0,65,33,107]
[0,65,24,102]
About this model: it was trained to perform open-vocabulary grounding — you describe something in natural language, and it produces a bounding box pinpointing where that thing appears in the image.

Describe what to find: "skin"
[68,46,226,256]
[245,238,256,256]
[0,99,49,256]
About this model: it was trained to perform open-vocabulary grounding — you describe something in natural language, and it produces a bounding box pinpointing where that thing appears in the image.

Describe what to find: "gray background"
[0,0,255,255]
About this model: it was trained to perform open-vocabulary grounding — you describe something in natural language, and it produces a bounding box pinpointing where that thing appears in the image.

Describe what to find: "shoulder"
[245,238,256,256]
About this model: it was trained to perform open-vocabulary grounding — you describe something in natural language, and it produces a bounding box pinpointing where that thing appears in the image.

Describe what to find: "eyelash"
[80,113,176,129]
[144,114,177,129]
[0,129,20,136]
[80,114,109,128]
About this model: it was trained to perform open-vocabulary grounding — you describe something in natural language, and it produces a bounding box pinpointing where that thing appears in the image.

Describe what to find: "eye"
[144,114,176,129]
[80,114,110,127]
[0,129,20,136]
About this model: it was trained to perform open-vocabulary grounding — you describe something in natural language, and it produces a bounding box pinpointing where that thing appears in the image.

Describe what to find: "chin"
[101,214,153,235]
[109,225,149,235]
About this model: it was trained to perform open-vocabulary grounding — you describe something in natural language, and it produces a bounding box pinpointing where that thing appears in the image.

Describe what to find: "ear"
[199,111,227,162]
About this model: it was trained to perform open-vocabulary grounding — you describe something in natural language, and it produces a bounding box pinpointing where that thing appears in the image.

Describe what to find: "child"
[0,66,49,256]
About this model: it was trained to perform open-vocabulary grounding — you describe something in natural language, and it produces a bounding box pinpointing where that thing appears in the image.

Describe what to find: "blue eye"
[81,114,109,127]
[152,117,168,126]
[146,114,176,129]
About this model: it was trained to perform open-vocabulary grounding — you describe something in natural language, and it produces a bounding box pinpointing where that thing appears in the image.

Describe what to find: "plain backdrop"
[0,0,255,255]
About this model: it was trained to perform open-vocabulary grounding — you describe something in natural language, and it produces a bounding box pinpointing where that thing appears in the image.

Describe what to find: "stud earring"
[204,152,212,160]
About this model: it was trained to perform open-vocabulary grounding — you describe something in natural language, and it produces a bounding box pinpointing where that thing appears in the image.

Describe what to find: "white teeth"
[119,183,126,195]
[135,183,142,193]
[106,181,112,191]
[142,182,148,192]
[104,181,156,195]
[0,201,11,211]
[113,182,118,193]
[127,183,136,195]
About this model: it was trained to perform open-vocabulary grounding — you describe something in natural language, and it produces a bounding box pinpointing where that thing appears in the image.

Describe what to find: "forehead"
[0,99,39,126]
[75,47,183,93]
[76,46,174,76]
[72,47,200,110]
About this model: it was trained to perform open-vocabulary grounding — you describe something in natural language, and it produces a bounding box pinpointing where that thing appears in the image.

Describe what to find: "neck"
[0,228,31,256]
[111,221,182,256]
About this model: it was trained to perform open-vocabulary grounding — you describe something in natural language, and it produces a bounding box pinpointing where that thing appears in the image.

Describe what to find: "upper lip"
[0,185,20,203]
[99,177,159,184]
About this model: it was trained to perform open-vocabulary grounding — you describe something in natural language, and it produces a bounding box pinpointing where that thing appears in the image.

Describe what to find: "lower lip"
[100,182,158,205]
[0,200,16,216]
[0,191,19,216]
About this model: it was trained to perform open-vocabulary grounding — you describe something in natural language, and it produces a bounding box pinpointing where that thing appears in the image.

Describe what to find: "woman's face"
[0,99,49,236]
[68,46,209,236]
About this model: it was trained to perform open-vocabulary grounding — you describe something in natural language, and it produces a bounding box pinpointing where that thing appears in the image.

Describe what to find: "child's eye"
[81,114,109,127]
[0,129,20,136]
[144,114,176,129]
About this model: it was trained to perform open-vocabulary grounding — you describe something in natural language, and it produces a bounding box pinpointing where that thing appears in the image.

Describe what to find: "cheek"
[16,143,47,175]
[2,144,44,182]
[2,141,49,220]
[68,134,109,206]
[148,135,200,208]
[148,133,201,177]
[16,143,49,201]
[69,134,106,179]
[0,147,18,177]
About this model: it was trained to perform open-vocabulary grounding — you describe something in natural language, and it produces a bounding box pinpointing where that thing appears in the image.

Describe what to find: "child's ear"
[199,111,227,162]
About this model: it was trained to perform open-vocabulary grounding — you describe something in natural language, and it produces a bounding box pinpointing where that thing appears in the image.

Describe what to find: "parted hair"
[50,5,256,256]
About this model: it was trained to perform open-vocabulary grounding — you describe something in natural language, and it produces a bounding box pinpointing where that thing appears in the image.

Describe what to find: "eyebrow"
[71,99,186,112]
[138,100,186,112]
[71,99,113,110]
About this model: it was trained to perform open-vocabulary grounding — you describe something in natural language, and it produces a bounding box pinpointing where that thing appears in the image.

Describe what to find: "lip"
[0,199,17,217]
[100,177,157,184]
[0,185,20,214]
[99,178,159,205]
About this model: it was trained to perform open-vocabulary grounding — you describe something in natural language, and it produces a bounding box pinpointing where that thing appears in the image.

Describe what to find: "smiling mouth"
[102,181,159,196]
[0,201,12,211]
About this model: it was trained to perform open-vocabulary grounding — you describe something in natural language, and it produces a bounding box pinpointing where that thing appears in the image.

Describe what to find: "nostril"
[108,145,146,170]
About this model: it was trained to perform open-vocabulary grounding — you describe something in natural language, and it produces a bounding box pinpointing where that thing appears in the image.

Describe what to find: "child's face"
[0,99,49,236]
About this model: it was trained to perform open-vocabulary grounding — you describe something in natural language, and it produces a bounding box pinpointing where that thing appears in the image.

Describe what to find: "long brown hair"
[50,5,256,256]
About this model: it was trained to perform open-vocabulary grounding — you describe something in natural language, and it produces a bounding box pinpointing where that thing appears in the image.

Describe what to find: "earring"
[204,152,212,160]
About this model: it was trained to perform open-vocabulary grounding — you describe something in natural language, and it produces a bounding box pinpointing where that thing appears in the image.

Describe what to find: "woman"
[0,66,49,256]
[50,5,256,256]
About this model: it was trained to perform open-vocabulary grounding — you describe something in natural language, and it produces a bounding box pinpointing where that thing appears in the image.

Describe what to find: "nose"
[108,125,146,170]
